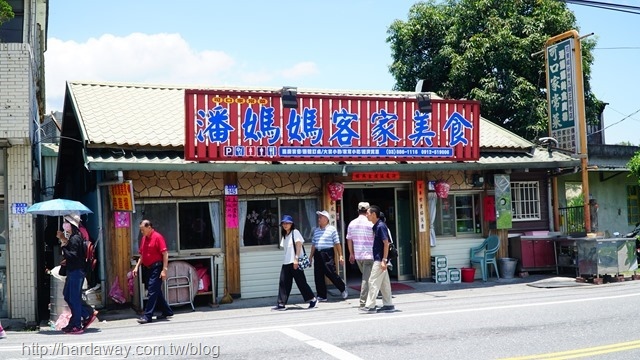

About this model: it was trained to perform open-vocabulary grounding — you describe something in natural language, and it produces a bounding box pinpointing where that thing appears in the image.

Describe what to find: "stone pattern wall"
[237,172,322,196]
[128,171,225,197]
[128,171,322,197]
[428,170,475,190]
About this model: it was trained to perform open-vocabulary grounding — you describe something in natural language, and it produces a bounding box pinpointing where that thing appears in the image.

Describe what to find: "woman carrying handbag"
[273,215,317,311]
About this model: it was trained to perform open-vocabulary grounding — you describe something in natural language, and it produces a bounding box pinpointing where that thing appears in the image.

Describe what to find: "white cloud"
[279,61,319,79]
[45,33,320,112]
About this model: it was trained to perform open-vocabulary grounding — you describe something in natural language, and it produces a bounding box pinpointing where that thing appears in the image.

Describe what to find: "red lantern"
[434,180,450,199]
[328,182,344,201]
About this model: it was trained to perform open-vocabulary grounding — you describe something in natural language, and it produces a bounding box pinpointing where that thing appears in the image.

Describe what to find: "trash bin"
[499,258,518,279]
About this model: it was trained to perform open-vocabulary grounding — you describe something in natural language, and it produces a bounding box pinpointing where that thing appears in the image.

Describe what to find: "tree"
[628,151,640,184]
[387,0,603,141]
[0,0,14,27]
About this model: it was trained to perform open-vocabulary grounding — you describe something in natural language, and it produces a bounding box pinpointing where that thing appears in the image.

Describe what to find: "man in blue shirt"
[309,210,348,301]
[360,205,394,313]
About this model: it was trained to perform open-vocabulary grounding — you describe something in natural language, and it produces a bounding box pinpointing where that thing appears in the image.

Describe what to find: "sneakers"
[272,304,286,311]
[82,310,98,329]
[316,297,328,302]
[377,305,396,313]
[157,313,173,320]
[62,326,84,334]
[137,317,152,324]
[341,289,349,299]
[308,298,317,309]
[359,306,377,313]
[0,329,6,339]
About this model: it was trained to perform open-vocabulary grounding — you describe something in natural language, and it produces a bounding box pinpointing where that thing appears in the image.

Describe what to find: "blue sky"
[45,0,639,145]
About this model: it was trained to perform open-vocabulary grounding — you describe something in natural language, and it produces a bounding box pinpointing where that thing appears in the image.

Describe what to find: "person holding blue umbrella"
[57,216,91,334]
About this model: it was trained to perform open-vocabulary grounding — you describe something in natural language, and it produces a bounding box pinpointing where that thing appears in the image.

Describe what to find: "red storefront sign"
[184,90,480,162]
[351,172,400,181]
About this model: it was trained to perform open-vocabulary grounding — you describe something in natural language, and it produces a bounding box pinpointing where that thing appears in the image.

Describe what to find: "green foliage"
[387,0,603,141]
[567,195,583,208]
[628,151,640,184]
[0,0,14,26]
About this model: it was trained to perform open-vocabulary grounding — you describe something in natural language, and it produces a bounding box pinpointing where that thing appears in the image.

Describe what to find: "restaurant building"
[51,81,579,306]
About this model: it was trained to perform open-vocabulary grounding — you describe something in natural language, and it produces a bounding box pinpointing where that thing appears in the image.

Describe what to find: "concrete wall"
[0,43,37,321]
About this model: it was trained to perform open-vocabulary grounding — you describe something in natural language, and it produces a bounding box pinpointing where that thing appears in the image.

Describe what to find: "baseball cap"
[316,210,331,220]
[358,202,370,211]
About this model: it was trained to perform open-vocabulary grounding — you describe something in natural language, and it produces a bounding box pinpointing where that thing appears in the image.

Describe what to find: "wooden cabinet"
[509,235,557,271]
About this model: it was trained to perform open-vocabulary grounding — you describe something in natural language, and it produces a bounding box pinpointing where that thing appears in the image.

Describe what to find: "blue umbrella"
[26,199,93,216]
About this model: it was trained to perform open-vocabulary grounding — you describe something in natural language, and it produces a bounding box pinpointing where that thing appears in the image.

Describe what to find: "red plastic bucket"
[461,267,475,283]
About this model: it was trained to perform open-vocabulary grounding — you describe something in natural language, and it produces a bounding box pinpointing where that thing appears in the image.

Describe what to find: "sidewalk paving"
[23,272,625,331]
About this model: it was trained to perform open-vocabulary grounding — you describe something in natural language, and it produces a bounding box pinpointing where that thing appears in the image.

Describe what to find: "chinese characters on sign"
[416,181,427,233]
[546,38,579,153]
[109,181,135,212]
[225,184,238,228]
[351,172,400,181]
[185,91,481,162]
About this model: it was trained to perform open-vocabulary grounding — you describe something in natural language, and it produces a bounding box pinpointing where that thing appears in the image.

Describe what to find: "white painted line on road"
[1,291,636,353]
[279,328,363,360]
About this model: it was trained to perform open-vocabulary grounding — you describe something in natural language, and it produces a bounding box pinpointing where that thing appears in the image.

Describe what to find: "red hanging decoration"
[328,182,344,201]
[434,180,450,199]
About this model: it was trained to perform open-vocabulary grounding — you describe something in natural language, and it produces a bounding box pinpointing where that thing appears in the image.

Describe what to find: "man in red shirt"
[132,220,174,324]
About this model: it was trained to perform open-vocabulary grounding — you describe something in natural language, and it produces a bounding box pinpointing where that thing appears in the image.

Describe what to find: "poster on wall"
[416,180,427,233]
[115,211,130,228]
[109,181,135,212]
[225,184,238,228]
[494,174,512,229]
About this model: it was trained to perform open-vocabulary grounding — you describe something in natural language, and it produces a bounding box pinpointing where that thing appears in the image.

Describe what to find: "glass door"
[395,189,414,280]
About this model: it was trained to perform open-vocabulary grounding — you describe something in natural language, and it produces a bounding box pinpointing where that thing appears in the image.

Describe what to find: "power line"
[562,0,640,15]
[594,47,640,50]
[589,107,640,138]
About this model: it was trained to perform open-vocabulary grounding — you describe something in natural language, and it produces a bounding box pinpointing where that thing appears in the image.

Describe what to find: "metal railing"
[559,206,585,234]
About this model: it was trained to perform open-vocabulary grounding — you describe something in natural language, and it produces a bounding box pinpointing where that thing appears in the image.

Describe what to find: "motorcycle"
[625,222,640,265]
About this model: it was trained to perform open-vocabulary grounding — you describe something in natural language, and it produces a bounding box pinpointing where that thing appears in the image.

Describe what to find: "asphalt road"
[2,277,640,359]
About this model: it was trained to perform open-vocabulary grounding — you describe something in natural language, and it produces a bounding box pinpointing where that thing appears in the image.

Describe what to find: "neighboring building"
[0,0,48,322]
[53,81,580,307]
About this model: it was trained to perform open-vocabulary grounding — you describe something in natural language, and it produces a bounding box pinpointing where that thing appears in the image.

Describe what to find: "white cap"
[316,210,331,220]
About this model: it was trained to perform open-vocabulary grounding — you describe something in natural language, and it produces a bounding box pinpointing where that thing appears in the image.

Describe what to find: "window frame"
[240,196,320,249]
[433,192,482,238]
[131,199,223,256]
[511,181,541,221]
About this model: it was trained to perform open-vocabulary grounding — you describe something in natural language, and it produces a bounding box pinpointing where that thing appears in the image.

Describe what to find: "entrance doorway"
[339,185,414,282]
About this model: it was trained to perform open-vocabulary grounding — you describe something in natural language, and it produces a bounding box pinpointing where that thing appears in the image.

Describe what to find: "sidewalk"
[73,273,589,326]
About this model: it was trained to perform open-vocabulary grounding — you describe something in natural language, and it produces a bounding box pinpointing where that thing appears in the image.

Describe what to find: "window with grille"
[511,181,541,221]
[627,185,640,225]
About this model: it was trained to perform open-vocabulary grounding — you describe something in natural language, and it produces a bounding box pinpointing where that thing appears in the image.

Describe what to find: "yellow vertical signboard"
[109,181,135,212]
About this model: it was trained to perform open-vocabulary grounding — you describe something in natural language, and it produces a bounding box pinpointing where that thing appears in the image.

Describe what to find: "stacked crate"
[448,268,461,284]
[431,256,448,284]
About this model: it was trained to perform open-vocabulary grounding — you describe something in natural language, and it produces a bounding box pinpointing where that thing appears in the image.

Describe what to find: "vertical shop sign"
[416,180,427,233]
[546,37,580,153]
[225,184,238,228]
[109,181,135,212]
[494,174,512,229]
